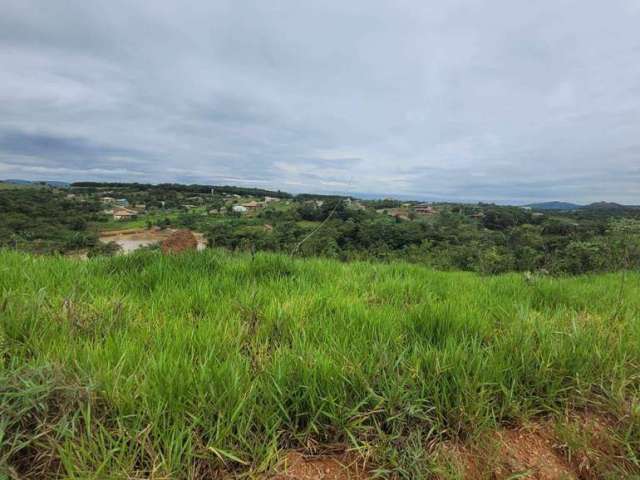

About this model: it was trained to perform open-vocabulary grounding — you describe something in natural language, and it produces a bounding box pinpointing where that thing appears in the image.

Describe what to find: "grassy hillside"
[1,250,639,478]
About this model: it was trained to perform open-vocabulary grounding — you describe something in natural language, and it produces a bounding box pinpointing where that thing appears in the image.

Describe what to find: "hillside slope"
[1,250,639,478]
[524,201,582,210]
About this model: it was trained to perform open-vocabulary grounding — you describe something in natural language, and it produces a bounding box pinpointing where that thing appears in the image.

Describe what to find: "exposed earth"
[98,227,206,253]
[264,413,626,479]
[161,229,199,254]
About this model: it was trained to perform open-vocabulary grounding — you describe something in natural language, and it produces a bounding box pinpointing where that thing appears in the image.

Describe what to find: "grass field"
[1,249,639,478]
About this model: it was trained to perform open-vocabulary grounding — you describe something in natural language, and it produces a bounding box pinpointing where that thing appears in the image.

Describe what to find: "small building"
[264,196,279,203]
[242,201,263,211]
[115,198,129,207]
[232,205,248,213]
[471,212,485,219]
[414,204,436,215]
[101,196,116,204]
[112,207,138,221]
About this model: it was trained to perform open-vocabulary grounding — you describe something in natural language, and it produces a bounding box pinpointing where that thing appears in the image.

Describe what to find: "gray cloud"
[0,130,150,167]
[1,0,639,203]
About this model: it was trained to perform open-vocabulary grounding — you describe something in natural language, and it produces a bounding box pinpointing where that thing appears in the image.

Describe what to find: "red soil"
[161,229,198,254]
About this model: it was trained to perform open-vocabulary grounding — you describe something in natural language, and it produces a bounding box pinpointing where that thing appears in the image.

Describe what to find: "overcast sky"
[1,1,639,203]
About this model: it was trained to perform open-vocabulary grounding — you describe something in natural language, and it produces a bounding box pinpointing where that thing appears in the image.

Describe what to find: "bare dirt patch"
[264,414,631,480]
[99,227,172,253]
[269,451,369,480]
[161,229,199,254]
[435,411,637,480]
[98,227,206,254]
[436,423,575,480]
[492,426,575,480]
[553,411,631,479]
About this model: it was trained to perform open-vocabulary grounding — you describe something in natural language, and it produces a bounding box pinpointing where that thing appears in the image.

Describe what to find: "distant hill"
[525,201,640,212]
[43,180,71,188]
[524,201,582,211]
[2,179,33,185]
[582,201,626,210]
[580,202,640,212]
[1,179,70,188]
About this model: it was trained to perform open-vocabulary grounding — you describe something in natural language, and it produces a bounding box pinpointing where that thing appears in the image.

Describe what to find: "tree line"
[2,186,639,275]
[203,199,640,275]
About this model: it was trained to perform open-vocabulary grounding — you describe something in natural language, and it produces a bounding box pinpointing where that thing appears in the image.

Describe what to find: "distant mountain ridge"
[525,201,639,211]
[2,179,33,185]
[524,201,582,210]
[583,201,628,210]
[1,179,70,188]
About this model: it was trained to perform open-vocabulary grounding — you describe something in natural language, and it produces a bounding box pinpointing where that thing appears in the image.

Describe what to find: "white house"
[232,205,248,213]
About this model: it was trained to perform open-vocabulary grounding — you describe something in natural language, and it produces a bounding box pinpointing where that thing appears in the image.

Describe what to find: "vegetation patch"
[1,249,639,478]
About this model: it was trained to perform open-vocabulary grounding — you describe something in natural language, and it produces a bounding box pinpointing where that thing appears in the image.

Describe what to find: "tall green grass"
[1,249,639,478]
